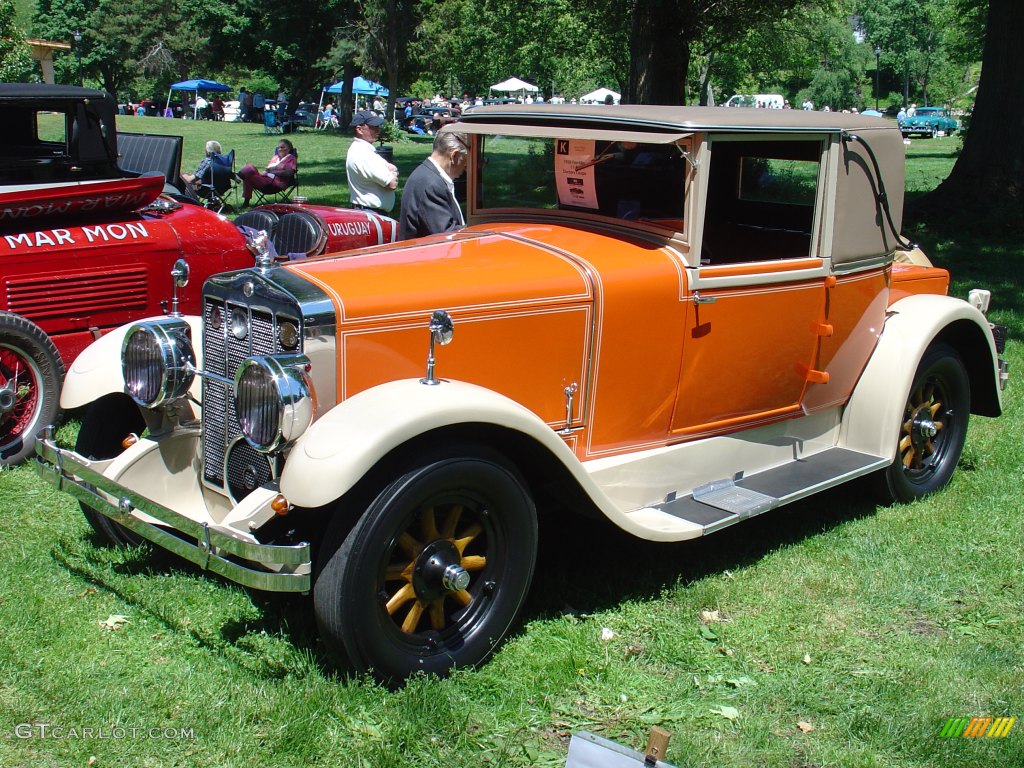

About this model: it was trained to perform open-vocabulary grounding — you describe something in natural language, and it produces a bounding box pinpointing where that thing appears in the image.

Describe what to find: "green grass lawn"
[110,114,436,210]
[1,128,1021,767]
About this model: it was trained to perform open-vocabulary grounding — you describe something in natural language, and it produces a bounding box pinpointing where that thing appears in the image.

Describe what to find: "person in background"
[211,95,225,121]
[277,88,288,115]
[238,139,297,206]
[181,140,229,190]
[399,131,469,240]
[346,110,399,216]
[238,87,250,122]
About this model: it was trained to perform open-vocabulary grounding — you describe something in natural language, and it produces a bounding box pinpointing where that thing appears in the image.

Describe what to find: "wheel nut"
[442,564,471,592]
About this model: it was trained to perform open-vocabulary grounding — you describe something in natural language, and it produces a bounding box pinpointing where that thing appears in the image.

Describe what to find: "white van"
[725,94,785,109]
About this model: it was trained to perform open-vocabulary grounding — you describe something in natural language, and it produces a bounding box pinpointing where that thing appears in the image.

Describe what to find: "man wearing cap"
[399,131,469,240]
[346,109,399,215]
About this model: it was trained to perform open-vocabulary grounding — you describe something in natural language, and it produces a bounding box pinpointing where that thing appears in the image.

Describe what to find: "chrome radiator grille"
[201,295,297,495]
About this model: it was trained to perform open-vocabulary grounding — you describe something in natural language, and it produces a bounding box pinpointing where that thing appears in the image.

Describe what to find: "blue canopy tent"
[167,79,232,119]
[325,76,389,97]
[319,77,390,124]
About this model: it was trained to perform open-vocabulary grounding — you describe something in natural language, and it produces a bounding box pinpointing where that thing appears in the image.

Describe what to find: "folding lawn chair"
[251,168,299,206]
[263,109,283,135]
[195,150,236,213]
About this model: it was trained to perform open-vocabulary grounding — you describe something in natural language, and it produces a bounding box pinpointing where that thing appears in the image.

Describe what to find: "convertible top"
[460,103,894,134]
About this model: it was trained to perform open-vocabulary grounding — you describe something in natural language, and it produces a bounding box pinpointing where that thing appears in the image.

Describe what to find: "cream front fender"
[280,379,588,509]
[60,315,203,410]
[840,294,998,460]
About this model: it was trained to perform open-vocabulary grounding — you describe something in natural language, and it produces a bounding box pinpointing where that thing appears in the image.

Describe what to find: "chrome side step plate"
[653,447,889,535]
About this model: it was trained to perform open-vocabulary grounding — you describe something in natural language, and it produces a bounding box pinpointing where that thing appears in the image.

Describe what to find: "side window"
[476,135,687,231]
[701,140,822,265]
[1,107,70,184]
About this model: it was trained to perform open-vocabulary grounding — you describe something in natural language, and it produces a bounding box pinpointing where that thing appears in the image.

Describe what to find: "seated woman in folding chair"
[238,139,297,207]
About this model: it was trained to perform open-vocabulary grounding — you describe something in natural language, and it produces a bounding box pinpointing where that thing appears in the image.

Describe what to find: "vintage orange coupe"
[35,105,1008,683]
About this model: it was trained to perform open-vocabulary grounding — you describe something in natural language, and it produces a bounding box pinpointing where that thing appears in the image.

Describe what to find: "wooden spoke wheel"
[878,343,969,503]
[315,454,537,684]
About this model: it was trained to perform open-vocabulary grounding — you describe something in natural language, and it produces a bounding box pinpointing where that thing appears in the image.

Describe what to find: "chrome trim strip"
[33,436,310,593]
[831,253,893,275]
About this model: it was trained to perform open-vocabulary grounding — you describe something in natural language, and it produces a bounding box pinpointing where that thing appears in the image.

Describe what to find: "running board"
[649,448,889,535]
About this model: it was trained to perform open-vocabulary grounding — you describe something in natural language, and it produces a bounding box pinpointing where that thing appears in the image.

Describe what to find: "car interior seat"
[234,208,281,240]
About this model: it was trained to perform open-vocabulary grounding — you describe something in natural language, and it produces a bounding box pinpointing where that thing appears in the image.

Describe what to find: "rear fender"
[60,315,203,410]
[841,294,1001,460]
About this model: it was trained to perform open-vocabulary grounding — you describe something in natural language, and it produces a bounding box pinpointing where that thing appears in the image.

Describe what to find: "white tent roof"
[490,77,539,93]
[580,87,621,104]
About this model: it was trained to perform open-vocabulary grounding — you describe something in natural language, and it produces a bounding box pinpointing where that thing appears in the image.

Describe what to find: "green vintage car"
[900,106,958,138]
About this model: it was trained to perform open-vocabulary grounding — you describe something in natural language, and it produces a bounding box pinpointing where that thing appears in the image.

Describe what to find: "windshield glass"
[477,134,688,231]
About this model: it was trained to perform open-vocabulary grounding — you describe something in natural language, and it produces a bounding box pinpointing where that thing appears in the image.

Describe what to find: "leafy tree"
[619,0,805,104]
[0,0,33,81]
[32,0,229,97]
[413,0,626,100]
[215,0,348,104]
[921,0,1023,227]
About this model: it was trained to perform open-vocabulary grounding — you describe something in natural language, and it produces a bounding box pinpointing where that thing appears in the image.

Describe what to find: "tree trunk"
[626,0,690,105]
[919,0,1024,227]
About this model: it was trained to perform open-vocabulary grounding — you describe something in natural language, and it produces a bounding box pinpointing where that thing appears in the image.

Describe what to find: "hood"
[286,226,600,327]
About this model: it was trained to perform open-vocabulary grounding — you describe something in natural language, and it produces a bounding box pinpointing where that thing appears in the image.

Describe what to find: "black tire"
[314,454,537,684]
[875,343,969,503]
[929,125,937,138]
[0,312,64,466]
[76,392,147,547]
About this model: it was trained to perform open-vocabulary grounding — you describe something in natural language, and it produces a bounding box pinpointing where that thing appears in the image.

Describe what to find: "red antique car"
[0,83,396,465]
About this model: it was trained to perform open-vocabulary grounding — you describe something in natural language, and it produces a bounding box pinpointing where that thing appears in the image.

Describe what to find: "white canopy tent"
[580,87,621,105]
[489,77,539,95]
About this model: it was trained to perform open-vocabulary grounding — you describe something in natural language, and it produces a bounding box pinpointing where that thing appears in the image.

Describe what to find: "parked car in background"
[408,104,461,134]
[901,106,958,138]
[36,104,1007,685]
[0,83,397,465]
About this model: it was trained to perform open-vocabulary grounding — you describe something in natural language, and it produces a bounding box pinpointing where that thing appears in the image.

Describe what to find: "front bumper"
[34,431,311,593]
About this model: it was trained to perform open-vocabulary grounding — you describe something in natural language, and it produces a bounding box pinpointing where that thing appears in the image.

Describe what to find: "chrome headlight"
[234,355,315,453]
[122,319,196,408]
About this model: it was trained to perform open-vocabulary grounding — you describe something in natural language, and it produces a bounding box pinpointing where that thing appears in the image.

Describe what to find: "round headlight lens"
[234,355,315,453]
[122,320,195,408]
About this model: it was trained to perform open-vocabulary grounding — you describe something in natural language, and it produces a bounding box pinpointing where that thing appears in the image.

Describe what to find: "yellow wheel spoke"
[441,504,462,539]
[899,435,913,454]
[930,402,943,418]
[452,589,472,607]
[429,599,446,631]
[902,448,917,468]
[401,600,425,633]
[386,583,417,615]
[461,554,487,571]
[420,507,441,542]
[385,562,415,581]
[454,522,483,554]
[397,531,422,560]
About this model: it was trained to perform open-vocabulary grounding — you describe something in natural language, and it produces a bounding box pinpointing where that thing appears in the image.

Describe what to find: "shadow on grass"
[52,531,326,680]
[528,482,880,619]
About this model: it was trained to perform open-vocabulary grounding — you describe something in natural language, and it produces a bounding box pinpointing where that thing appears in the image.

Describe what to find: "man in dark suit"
[399,131,469,240]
